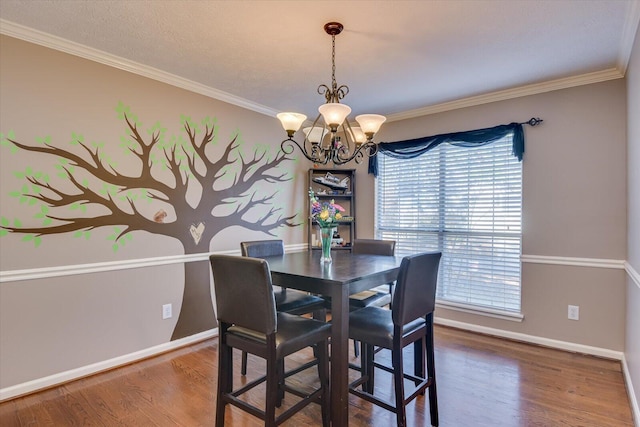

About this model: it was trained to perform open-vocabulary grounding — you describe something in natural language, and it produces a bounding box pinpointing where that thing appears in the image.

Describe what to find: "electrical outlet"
[162,303,172,320]
[568,305,579,321]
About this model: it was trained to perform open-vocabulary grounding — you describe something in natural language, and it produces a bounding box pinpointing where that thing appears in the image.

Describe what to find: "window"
[375,133,522,314]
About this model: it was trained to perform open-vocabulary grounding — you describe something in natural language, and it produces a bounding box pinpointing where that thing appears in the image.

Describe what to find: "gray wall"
[0,35,310,390]
[626,21,640,418]
[358,79,627,351]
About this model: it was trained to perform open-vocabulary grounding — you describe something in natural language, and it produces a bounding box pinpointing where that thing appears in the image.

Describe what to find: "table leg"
[330,284,350,426]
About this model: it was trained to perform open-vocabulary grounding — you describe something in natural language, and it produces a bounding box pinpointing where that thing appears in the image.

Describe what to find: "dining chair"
[210,255,331,427]
[348,238,396,357]
[239,240,327,376]
[349,238,396,308]
[348,251,441,427]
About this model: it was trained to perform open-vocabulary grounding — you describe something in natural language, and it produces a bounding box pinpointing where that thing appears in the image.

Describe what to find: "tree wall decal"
[0,103,297,339]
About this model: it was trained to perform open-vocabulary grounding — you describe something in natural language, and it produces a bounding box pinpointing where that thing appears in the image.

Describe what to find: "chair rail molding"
[521,254,626,270]
[0,244,308,284]
[625,261,640,290]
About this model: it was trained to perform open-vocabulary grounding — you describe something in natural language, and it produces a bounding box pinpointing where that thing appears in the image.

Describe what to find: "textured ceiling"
[1,0,639,121]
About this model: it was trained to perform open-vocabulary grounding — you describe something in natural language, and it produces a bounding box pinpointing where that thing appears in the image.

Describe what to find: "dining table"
[264,249,403,427]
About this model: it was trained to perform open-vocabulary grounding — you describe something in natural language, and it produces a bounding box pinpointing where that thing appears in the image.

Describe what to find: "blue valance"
[368,122,525,176]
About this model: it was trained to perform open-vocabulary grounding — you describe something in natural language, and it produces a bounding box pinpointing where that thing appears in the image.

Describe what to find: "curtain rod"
[520,117,543,126]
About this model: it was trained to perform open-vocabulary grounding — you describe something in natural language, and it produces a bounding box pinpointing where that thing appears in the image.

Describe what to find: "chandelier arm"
[331,141,378,166]
[335,85,349,101]
[281,138,331,165]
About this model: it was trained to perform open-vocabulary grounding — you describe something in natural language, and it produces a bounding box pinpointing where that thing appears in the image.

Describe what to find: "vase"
[318,226,334,263]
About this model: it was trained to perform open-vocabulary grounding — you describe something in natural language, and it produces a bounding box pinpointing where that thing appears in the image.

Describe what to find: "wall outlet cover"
[162,303,172,320]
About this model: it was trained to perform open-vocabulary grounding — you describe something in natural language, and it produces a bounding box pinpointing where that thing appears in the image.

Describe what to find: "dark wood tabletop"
[264,250,402,427]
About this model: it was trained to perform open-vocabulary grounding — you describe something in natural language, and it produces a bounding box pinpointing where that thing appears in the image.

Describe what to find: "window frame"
[374,133,523,319]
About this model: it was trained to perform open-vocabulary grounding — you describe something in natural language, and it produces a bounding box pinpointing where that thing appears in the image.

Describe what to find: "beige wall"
[0,36,310,389]
[626,21,640,419]
[359,79,628,350]
[0,26,636,404]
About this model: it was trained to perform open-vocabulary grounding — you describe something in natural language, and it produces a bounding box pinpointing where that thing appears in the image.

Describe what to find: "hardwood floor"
[0,325,634,426]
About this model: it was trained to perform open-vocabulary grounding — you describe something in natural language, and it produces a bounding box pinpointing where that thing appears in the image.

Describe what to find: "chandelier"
[277,22,386,166]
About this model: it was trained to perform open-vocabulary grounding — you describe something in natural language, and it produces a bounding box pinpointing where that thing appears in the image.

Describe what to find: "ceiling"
[1,1,639,122]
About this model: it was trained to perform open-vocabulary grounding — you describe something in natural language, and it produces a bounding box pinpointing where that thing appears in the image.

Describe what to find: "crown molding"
[618,0,640,74]
[386,68,624,122]
[0,19,279,117]
[0,18,630,123]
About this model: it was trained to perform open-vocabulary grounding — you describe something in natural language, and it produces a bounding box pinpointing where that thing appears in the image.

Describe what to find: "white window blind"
[375,134,522,313]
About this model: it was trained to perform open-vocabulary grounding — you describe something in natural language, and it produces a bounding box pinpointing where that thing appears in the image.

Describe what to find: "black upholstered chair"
[348,238,396,357]
[348,251,441,427]
[349,238,397,308]
[210,255,330,427]
[239,240,326,375]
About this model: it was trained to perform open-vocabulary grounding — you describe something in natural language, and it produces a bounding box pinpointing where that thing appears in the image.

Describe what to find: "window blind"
[375,134,522,312]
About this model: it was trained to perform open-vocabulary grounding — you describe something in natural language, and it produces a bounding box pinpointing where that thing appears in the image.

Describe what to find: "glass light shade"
[318,103,352,127]
[276,112,307,132]
[355,114,386,135]
[303,126,328,144]
[347,126,367,144]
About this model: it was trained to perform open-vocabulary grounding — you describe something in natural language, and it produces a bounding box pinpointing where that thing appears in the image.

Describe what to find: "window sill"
[435,300,524,322]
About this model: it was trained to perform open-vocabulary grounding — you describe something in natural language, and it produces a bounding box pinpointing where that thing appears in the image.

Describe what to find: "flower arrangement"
[309,187,345,228]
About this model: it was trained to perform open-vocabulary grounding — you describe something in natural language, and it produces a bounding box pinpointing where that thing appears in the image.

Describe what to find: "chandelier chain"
[331,34,337,93]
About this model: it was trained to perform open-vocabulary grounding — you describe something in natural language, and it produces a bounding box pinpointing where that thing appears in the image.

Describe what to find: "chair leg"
[317,340,331,427]
[364,343,375,394]
[358,343,368,391]
[414,338,426,389]
[216,334,232,427]
[392,344,407,427]
[241,350,248,376]
[276,358,285,407]
[426,318,439,426]
[354,340,360,357]
[265,355,279,427]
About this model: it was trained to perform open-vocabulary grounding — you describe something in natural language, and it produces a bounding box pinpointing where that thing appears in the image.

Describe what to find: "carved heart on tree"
[189,222,205,245]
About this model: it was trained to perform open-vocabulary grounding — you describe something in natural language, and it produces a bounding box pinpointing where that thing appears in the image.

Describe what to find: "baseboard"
[434,317,624,360]
[622,355,640,427]
[435,317,640,420]
[0,328,218,402]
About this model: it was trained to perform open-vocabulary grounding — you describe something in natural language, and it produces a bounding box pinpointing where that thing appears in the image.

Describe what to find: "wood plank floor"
[0,325,634,426]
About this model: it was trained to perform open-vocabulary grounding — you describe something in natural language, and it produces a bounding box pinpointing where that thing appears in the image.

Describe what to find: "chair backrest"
[241,240,285,258]
[391,252,442,326]
[352,239,396,256]
[210,255,277,335]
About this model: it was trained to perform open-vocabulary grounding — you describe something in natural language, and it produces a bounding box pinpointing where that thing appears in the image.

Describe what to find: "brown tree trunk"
[171,251,216,340]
